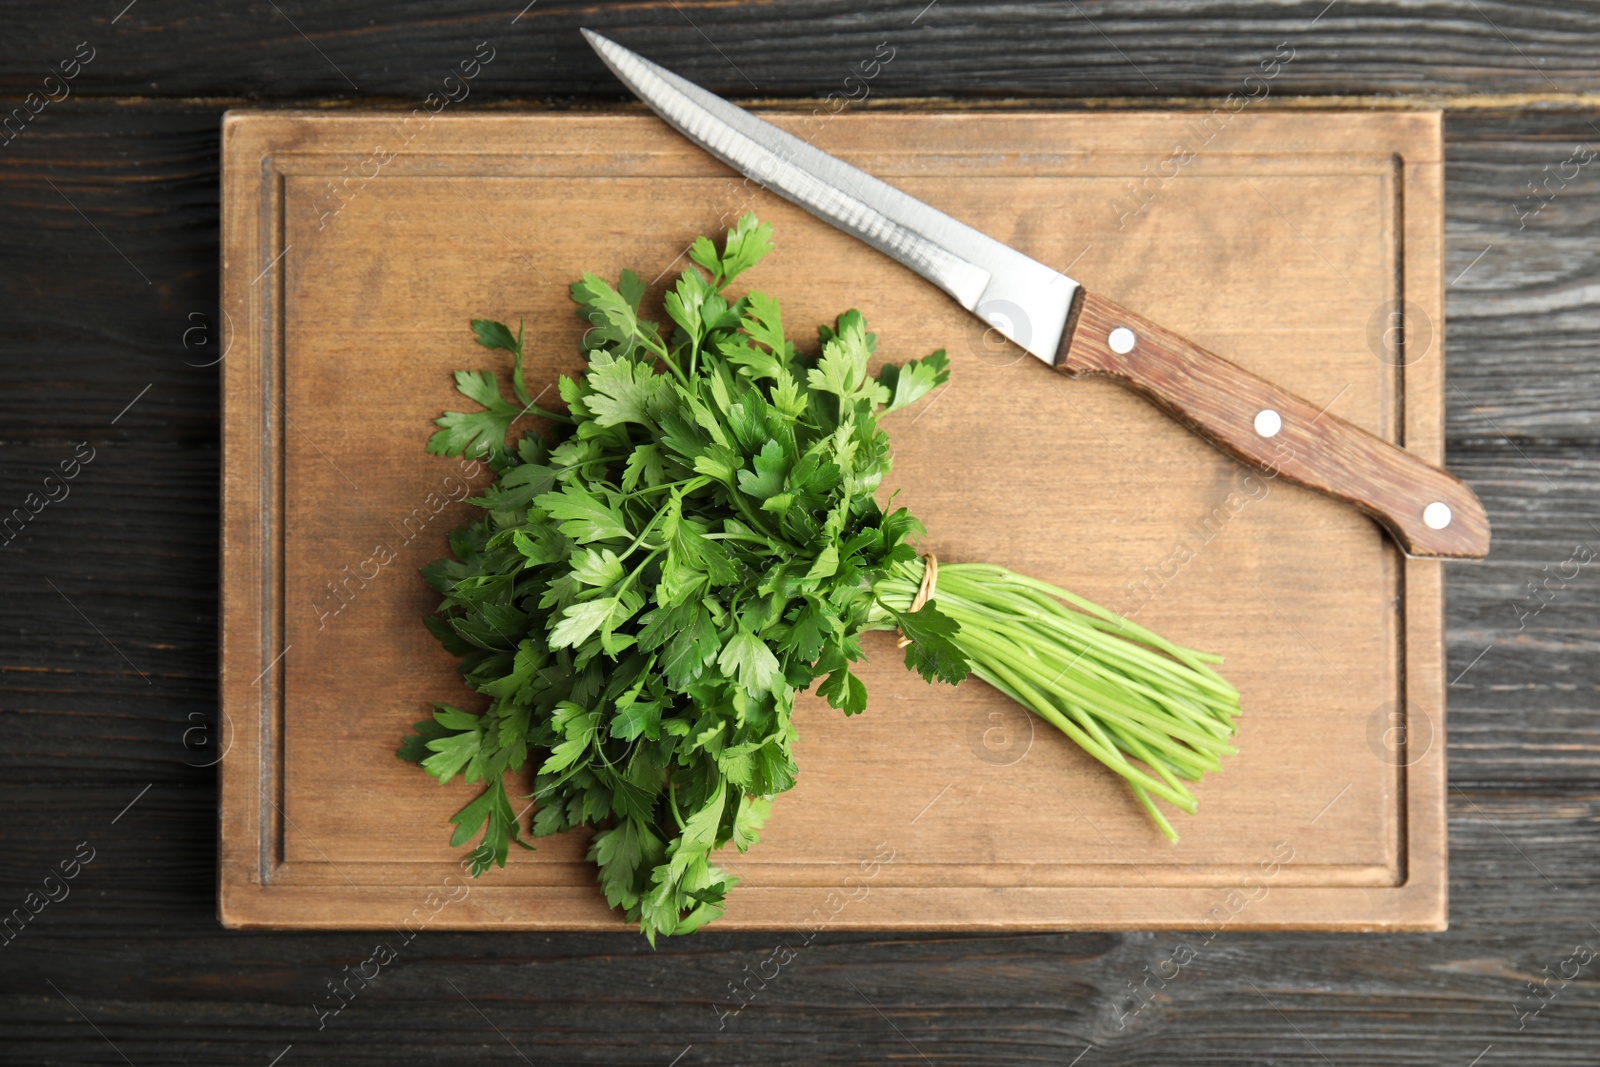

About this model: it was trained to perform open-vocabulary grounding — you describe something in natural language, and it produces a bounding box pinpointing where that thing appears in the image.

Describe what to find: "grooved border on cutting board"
[219,108,1447,931]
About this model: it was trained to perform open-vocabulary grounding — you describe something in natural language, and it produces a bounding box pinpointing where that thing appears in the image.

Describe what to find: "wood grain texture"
[0,80,1597,1067]
[1060,289,1492,558]
[8,1,1600,100]
[213,108,1449,933]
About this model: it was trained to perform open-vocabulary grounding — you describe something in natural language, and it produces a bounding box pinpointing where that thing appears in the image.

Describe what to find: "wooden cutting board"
[218,107,1448,931]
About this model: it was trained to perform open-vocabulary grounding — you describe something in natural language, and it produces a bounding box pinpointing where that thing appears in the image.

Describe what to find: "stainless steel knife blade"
[581,28,1077,364]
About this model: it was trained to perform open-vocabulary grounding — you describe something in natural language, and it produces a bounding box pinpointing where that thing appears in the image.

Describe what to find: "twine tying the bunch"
[896,553,939,648]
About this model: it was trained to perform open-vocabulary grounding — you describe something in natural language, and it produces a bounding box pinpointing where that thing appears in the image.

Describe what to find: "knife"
[581,30,1490,560]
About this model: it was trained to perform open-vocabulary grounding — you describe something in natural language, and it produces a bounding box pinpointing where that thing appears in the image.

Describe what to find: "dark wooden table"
[2,3,1596,1064]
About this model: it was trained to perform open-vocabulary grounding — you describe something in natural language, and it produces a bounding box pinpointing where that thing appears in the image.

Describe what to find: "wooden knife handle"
[1058,290,1490,559]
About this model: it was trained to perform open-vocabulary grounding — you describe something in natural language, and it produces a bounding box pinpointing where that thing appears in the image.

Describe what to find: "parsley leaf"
[586,354,670,428]
[891,600,969,686]
[736,439,788,501]
[717,625,781,697]
[427,370,522,460]
[880,348,950,412]
[471,318,531,407]
[536,484,632,543]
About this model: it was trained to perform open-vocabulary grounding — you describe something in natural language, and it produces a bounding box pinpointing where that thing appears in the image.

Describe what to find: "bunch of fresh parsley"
[401,215,1242,940]
[401,215,961,940]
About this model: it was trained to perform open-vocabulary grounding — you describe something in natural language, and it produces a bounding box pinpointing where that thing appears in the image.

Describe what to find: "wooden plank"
[1445,110,1600,440]
[218,107,1449,931]
[8,3,1600,100]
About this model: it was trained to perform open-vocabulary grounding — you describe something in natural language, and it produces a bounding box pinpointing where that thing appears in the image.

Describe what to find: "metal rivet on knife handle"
[1057,290,1490,560]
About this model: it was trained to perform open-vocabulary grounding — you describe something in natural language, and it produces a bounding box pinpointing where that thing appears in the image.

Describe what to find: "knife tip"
[581,27,627,68]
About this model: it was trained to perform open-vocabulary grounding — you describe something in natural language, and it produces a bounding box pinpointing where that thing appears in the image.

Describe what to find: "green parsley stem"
[616,476,710,502]
[952,623,1224,776]
[703,531,779,546]
[869,558,1242,838]
[918,588,1236,748]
